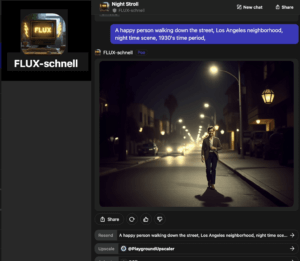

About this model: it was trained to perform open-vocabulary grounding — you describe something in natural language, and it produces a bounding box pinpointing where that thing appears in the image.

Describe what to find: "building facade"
[127,103,155,130]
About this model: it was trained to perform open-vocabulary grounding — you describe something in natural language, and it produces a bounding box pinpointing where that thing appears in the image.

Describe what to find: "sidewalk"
[100,153,163,176]
[218,150,294,206]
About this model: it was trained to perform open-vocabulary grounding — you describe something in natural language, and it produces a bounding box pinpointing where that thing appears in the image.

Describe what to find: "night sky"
[100,61,242,139]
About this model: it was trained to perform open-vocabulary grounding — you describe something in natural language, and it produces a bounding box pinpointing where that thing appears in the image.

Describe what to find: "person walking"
[201,126,222,190]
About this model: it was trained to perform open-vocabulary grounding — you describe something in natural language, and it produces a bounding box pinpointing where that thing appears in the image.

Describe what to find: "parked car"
[166,142,186,156]
[263,131,279,160]
[263,127,294,165]
[237,131,251,155]
[249,131,265,157]
[138,143,159,156]
[254,131,274,158]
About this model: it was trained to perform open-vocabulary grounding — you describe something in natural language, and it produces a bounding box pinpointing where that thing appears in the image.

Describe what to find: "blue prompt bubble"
[111,24,298,44]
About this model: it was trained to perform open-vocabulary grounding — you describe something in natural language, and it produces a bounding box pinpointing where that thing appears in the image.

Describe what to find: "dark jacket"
[201,137,222,161]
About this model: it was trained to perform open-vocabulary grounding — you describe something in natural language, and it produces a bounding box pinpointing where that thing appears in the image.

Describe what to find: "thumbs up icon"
[100,216,105,223]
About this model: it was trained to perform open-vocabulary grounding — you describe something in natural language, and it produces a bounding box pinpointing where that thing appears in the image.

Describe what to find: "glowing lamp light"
[200,114,204,118]
[161,130,165,135]
[178,119,183,123]
[220,130,225,135]
[256,120,261,124]
[182,126,186,129]
[24,23,29,37]
[237,129,239,132]
[204,103,209,108]
[185,129,188,132]
[262,89,275,104]
[214,125,219,131]
[210,66,218,74]
[184,136,186,139]
[139,127,143,132]
[57,22,62,37]
[104,104,108,107]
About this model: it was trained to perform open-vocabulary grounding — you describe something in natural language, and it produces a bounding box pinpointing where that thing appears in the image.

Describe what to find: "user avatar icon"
[21,13,66,55]
[95,49,101,56]
[100,2,110,12]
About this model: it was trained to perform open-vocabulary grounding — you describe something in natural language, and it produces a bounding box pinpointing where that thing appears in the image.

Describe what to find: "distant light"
[200,114,204,118]
[115,137,119,140]
[256,119,261,124]
[214,125,219,131]
[178,119,183,123]
[139,128,143,132]
[204,103,209,108]
[105,104,108,107]
[161,130,165,135]
[210,66,218,74]
[185,129,188,132]
[184,136,186,139]
[182,126,186,129]
[236,129,239,132]
[220,130,225,134]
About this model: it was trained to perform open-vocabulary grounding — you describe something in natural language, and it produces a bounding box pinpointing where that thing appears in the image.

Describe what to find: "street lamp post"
[204,103,217,126]
[210,63,244,159]
[177,119,183,135]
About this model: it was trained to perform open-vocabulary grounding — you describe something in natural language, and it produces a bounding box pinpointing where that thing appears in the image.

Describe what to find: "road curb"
[100,156,162,176]
[219,159,293,207]
[100,168,118,176]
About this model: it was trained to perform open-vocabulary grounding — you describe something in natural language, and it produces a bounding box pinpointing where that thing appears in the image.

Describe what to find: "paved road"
[100,148,277,207]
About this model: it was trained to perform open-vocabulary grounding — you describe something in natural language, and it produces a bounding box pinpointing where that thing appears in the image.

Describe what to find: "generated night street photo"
[99,61,294,207]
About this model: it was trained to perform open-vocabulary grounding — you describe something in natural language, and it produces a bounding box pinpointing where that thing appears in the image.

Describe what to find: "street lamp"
[204,103,217,125]
[161,130,165,135]
[200,114,204,118]
[210,63,244,158]
[139,127,143,132]
[221,130,225,134]
[183,126,186,129]
[262,89,275,104]
[256,119,261,124]
[184,136,186,139]
[214,125,219,131]
[210,66,218,74]
[178,119,183,123]
[237,129,239,132]
[185,129,188,132]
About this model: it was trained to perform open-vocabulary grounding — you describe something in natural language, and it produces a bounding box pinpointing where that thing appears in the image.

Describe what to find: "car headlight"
[167,147,172,152]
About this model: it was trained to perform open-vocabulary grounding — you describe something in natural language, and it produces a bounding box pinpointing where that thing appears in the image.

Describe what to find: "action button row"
[95,213,166,225]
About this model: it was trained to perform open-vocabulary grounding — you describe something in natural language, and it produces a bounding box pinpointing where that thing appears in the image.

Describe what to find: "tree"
[164,94,178,134]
